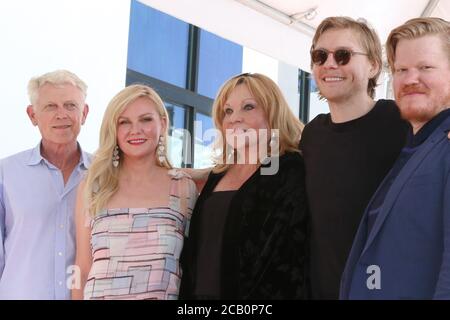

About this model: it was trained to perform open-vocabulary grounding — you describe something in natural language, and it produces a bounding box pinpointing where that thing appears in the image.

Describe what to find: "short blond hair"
[311,17,382,99]
[27,70,88,105]
[386,17,450,72]
[212,73,304,173]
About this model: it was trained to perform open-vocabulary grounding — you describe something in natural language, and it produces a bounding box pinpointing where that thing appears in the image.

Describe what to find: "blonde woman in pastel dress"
[72,85,197,300]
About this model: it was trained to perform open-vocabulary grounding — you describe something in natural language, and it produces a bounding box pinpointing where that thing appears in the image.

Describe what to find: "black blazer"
[180,152,309,299]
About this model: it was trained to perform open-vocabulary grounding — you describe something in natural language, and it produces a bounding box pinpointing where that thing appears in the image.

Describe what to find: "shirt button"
[58,252,63,256]
[59,281,63,286]
[59,225,64,229]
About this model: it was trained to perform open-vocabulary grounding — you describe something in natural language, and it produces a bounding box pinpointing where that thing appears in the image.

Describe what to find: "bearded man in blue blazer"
[340,17,450,300]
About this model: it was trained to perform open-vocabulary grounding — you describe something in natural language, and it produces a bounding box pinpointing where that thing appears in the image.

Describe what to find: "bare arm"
[180,167,212,192]
[71,180,93,300]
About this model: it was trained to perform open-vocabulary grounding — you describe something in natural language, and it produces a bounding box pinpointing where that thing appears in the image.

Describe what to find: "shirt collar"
[27,143,44,166]
[406,108,450,148]
[79,147,91,170]
[27,141,91,169]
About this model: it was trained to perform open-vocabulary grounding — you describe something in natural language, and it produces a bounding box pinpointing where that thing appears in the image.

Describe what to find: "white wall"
[242,47,279,83]
[309,92,329,121]
[243,47,300,117]
[277,61,300,117]
[0,0,131,159]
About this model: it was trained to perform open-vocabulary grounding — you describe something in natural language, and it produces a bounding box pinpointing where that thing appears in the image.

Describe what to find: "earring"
[157,136,166,165]
[225,145,235,164]
[112,145,120,168]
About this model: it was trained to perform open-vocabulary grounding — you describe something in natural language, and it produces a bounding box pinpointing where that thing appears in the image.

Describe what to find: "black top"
[180,152,309,300]
[299,99,409,299]
[193,191,236,299]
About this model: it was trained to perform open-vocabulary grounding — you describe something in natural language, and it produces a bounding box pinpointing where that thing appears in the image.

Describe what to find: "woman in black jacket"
[180,73,309,300]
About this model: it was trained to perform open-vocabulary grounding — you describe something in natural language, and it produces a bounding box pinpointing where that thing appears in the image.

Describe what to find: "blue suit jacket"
[340,115,450,299]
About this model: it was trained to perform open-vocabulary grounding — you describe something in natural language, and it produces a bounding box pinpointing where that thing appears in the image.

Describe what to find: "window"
[165,102,186,168]
[197,30,243,99]
[298,70,311,123]
[127,0,189,87]
[194,113,215,169]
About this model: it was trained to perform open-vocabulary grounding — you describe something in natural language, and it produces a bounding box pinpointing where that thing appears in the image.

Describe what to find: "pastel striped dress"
[83,170,198,300]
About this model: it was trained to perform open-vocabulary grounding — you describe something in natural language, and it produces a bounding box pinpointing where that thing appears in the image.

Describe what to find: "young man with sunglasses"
[299,17,409,299]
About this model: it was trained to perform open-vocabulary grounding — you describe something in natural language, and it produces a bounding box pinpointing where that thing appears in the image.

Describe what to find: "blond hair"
[212,73,304,173]
[311,17,382,99]
[386,17,450,72]
[28,70,87,105]
[85,84,172,216]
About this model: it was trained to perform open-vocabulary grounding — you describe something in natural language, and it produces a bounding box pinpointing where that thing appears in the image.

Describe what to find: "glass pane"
[310,78,319,93]
[127,1,189,87]
[197,29,243,99]
[194,112,215,169]
[165,102,186,168]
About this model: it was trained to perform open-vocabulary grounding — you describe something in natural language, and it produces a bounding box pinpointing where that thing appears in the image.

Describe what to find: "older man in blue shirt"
[0,70,90,299]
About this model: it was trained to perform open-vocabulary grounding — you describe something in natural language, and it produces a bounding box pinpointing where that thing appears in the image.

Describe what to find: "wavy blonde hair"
[212,73,304,173]
[85,84,172,216]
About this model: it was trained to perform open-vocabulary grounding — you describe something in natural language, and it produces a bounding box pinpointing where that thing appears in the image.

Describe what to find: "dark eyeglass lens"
[335,50,351,65]
[312,50,328,65]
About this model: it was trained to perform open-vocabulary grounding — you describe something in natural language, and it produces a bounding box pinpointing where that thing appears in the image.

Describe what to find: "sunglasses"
[311,48,368,66]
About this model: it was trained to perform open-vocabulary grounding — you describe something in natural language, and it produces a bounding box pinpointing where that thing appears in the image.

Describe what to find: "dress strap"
[168,169,198,236]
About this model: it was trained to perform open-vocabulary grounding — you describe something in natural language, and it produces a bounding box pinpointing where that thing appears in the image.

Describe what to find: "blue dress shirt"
[0,143,91,299]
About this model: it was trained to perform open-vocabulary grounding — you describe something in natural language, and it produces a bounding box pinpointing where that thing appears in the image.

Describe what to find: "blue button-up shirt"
[0,143,91,300]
